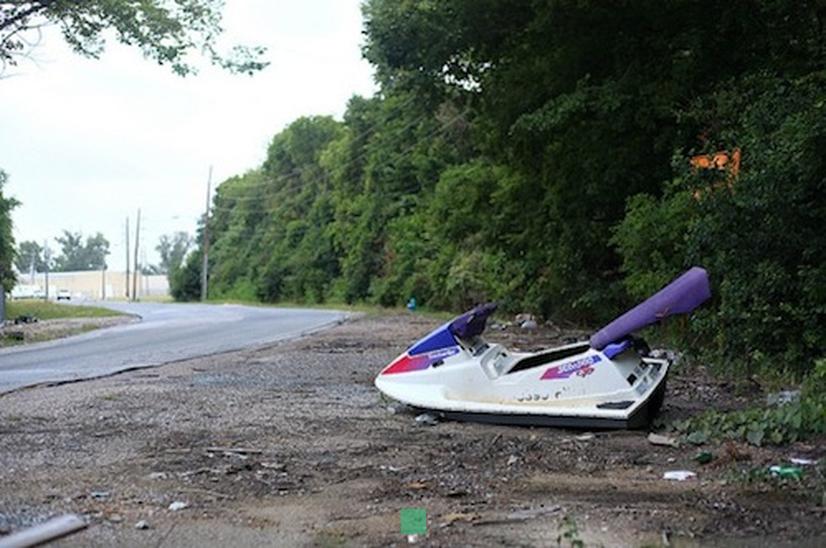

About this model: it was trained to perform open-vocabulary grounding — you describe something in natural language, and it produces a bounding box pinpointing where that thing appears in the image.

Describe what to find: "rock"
[168,501,189,511]
[520,319,538,330]
[647,433,679,448]
[135,520,150,530]
[415,413,438,427]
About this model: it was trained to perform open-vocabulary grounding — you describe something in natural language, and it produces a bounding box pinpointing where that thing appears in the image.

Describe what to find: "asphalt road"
[0,302,347,394]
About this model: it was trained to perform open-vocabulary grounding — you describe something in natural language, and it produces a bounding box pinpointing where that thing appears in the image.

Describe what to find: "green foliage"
[0,169,18,291]
[556,514,585,548]
[14,240,46,273]
[156,231,192,283]
[170,1,825,384]
[0,1,268,76]
[675,360,826,446]
[6,299,125,320]
[52,230,110,272]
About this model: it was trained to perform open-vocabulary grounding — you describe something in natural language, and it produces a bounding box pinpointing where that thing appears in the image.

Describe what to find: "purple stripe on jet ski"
[590,267,711,350]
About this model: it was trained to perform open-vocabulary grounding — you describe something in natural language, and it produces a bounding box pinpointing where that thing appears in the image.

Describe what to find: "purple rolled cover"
[590,267,711,350]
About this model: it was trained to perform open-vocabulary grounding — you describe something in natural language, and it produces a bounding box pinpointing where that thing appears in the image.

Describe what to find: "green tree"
[52,230,110,271]
[156,231,192,275]
[0,0,268,76]
[14,239,46,273]
[0,169,18,290]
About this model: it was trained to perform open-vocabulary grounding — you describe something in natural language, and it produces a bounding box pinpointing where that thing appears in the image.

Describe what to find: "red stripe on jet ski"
[381,353,429,375]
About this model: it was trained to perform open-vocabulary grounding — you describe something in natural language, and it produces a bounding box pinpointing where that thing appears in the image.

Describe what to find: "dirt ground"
[0,314,823,547]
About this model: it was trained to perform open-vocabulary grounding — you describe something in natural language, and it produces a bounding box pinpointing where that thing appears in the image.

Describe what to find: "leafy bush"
[675,359,826,446]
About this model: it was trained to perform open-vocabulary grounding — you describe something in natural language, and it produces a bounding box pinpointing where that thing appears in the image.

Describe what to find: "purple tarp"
[590,267,711,350]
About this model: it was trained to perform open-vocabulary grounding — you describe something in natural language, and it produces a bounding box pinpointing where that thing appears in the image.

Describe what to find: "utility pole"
[101,263,107,300]
[43,240,50,301]
[201,166,212,302]
[132,208,141,301]
[125,217,130,300]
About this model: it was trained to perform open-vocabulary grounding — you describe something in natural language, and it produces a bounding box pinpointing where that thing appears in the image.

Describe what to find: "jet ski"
[375,267,711,429]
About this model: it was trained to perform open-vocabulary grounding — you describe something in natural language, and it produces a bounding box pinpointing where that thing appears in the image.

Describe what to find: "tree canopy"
[0,0,268,76]
[171,0,826,379]
[0,169,18,289]
[52,230,109,271]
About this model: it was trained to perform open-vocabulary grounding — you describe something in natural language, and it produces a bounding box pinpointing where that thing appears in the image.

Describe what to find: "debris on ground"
[414,412,439,426]
[766,390,801,406]
[134,520,150,530]
[648,433,679,448]
[168,501,189,511]
[574,433,595,441]
[663,470,696,481]
[769,465,803,480]
[789,457,817,466]
[0,514,86,548]
[520,319,538,330]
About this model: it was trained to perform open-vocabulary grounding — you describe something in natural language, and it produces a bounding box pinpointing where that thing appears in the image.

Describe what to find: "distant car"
[56,289,72,301]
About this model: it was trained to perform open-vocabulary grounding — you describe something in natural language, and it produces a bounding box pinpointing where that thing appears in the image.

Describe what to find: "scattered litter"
[107,514,123,523]
[168,501,189,511]
[404,481,428,490]
[647,433,679,448]
[769,465,802,480]
[507,455,519,466]
[13,315,38,324]
[407,534,420,544]
[789,457,817,466]
[415,413,439,427]
[135,520,150,530]
[667,457,676,463]
[663,470,696,481]
[0,514,86,548]
[260,462,286,471]
[147,472,167,480]
[694,451,714,465]
[766,390,800,406]
[90,490,110,500]
[574,433,595,441]
[379,465,401,473]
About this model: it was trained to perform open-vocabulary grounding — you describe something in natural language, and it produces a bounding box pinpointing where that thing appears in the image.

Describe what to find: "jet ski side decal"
[382,346,461,375]
[540,355,602,380]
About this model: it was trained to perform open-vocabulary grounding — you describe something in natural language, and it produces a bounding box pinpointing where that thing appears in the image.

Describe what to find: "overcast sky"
[0,1,376,271]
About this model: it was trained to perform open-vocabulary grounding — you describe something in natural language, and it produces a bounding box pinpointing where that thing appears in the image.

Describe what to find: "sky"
[0,1,376,271]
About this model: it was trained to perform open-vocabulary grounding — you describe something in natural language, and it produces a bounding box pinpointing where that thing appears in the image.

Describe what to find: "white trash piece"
[663,470,696,481]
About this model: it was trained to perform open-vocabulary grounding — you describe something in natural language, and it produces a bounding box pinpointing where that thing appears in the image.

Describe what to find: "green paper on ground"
[400,507,427,535]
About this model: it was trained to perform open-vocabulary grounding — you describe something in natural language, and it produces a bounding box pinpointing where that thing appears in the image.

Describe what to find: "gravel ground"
[0,313,823,547]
